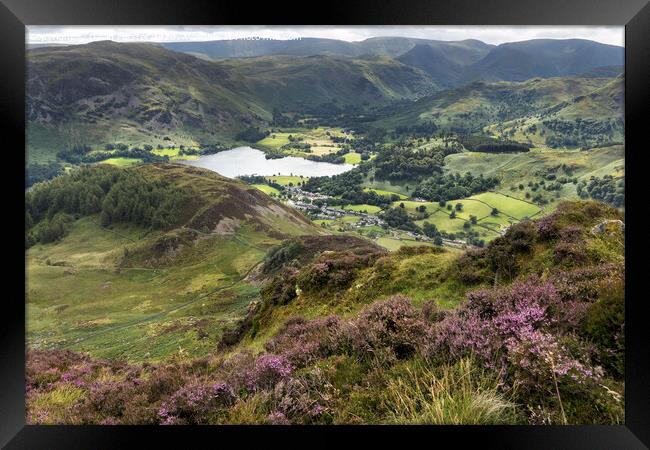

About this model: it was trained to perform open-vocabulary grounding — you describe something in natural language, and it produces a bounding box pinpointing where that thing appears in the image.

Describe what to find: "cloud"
[26,25,624,47]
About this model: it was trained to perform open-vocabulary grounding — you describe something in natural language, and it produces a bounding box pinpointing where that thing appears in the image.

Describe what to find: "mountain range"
[159,37,622,87]
[27,37,623,160]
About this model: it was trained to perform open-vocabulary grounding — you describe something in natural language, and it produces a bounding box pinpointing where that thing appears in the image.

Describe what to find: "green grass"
[469,192,541,220]
[362,180,412,197]
[379,358,518,425]
[363,187,408,200]
[251,184,281,196]
[444,146,624,208]
[257,133,291,150]
[264,175,308,186]
[98,157,143,167]
[152,147,199,161]
[27,217,277,362]
[376,236,433,252]
[256,127,345,157]
[343,204,383,214]
[26,164,324,362]
[343,152,362,164]
[391,201,439,215]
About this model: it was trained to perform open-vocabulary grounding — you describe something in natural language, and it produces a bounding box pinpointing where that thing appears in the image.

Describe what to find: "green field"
[343,152,362,164]
[152,147,199,161]
[469,192,541,219]
[391,200,439,215]
[376,236,434,252]
[343,204,383,214]
[444,146,624,207]
[400,191,541,238]
[364,187,409,199]
[252,184,281,196]
[257,133,291,149]
[362,179,412,197]
[98,157,143,167]
[256,127,345,157]
[262,176,307,186]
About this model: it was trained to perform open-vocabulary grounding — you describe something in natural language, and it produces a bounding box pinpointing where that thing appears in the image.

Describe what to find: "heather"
[27,201,625,425]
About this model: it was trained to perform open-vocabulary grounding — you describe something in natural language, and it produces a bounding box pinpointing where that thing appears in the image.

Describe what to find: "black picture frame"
[2,0,649,447]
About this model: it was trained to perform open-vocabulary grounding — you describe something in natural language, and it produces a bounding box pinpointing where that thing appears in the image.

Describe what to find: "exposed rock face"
[591,219,624,236]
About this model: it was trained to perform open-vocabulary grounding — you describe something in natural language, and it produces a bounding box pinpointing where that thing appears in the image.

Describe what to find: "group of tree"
[235,127,269,143]
[458,134,532,153]
[412,172,499,202]
[577,175,624,208]
[380,207,420,233]
[302,170,391,208]
[237,175,284,192]
[372,146,456,181]
[56,144,169,165]
[306,153,346,164]
[25,166,191,247]
[422,222,443,245]
[180,143,229,156]
[26,161,64,187]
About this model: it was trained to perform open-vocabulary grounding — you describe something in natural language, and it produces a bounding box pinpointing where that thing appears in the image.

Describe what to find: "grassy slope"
[26,164,324,362]
[243,199,624,353]
[27,43,440,161]
[444,145,624,208]
[373,76,620,140]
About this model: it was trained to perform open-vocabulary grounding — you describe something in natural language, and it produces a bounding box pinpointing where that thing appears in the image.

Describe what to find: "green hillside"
[373,76,618,133]
[486,75,624,147]
[26,164,324,361]
[27,42,440,162]
[27,201,625,425]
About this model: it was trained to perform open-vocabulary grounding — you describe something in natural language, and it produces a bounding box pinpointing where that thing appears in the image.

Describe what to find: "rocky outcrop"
[591,219,624,236]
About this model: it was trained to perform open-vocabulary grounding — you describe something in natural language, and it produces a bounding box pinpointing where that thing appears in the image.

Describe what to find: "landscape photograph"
[25,25,625,425]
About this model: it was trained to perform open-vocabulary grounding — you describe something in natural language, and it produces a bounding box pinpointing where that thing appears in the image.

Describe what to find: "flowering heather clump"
[265,316,341,367]
[433,280,597,391]
[159,382,236,425]
[215,351,256,393]
[267,410,291,425]
[340,295,430,361]
[296,251,379,294]
[550,263,622,303]
[27,349,92,391]
[268,367,332,424]
[245,354,293,391]
[536,213,560,240]
[270,379,324,424]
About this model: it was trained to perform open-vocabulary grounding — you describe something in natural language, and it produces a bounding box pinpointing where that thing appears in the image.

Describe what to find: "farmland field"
[342,204,383,214]
[252,184,281,196]
[98,157,143,166]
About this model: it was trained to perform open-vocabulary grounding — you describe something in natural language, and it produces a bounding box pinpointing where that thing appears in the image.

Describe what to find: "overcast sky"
[27,26,624,47]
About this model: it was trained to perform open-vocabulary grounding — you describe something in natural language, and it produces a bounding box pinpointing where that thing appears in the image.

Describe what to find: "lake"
[181,146,354,178]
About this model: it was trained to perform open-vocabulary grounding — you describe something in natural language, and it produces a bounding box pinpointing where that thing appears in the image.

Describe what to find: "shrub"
[265,316,341,367]
[505,220,537,252]
[339,295,430,361]
[245,354,293,392]
[268,371,331,424]
[260,270,298,306]
[432,280,597,399]
[296,251,377,294]
[159,382,236,425]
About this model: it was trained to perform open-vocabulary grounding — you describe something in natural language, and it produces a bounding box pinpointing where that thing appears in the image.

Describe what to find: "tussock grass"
[380,358,518,425]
